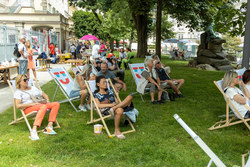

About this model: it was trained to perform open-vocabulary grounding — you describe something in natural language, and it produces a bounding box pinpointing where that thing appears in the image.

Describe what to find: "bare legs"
[80,89,88,105]
[112,95,132,111]
[114,108,123,135]
[27,69,37,80]
[32,69,37,80]
[113,95,133,135]
[175,79,184,90]
[165,79,184,94]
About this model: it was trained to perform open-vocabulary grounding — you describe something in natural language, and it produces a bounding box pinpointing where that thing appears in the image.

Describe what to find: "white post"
[173,114,226,167]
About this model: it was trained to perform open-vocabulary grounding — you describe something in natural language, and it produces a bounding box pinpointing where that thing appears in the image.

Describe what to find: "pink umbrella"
[80,34,99,40]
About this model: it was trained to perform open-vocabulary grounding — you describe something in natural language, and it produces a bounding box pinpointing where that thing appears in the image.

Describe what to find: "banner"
[129,63,145,84]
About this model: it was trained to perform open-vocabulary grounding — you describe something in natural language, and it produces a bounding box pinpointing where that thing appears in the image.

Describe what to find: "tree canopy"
[71,11,103,39]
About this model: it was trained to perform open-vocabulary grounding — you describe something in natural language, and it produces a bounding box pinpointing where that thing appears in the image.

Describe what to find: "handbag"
[21,90,47,104]
[30,95,47,104]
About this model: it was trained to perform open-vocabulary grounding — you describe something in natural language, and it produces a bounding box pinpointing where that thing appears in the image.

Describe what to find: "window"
[178,34,183,39]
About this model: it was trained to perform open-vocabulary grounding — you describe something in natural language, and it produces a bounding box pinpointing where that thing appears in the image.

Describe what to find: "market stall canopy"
[179,39,192,43]
[163,39,179,43]
[80,34,99,41]
[185,42,199,46]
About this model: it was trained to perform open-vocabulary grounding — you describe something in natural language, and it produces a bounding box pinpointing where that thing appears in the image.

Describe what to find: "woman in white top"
[222,71,250,119]
[14,74,60,140]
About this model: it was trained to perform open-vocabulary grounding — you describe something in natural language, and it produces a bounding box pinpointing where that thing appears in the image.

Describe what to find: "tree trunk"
[92,10,102,24]
[129,28,134,49]
[116,40,119,48]
[110,39,114,50]
[242,0,250,69]
[133,13,148,58]
[156,0,162,59]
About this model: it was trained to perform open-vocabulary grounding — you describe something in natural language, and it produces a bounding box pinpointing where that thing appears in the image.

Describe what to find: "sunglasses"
[23,78,29,82]
[156,62,160,64]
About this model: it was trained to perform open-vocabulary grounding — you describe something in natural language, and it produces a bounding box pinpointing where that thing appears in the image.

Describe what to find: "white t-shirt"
[18,43,28,60]
[70,46,76,53]
[14,86,42,104]
[92,44,100,57]
[92,54,101,59]
[225,86,248,118]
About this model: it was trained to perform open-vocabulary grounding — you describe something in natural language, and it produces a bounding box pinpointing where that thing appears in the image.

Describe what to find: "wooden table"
[65,59,85,68]
[37,59,50,71]
[82,54,91,64]
[0,63,19,84]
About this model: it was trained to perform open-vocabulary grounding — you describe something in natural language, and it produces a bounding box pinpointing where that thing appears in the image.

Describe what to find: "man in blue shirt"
[155,60,185,98]
[97,62,127,92]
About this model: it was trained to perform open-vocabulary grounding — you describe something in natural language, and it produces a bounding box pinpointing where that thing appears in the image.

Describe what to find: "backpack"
[41,52,47,59]
[13,44,21,57]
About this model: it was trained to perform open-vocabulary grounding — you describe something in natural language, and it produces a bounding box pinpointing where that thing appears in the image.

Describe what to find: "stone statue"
[205,22,220,43]
[192,23,234,71]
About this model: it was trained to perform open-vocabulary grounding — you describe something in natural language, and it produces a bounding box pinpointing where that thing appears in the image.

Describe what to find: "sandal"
[115,133,126,139]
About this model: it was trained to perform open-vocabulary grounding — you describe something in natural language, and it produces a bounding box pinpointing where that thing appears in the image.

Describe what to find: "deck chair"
[129,63,169,102]
[77,65,98,77]
[48,67,80,112]
[7,79,60,132]
[169,51,177,59]
[72,67,79,76]
[242,151,250,167]
[174,114,226,167]
[85,78,136,138]
[209,80,250,130]
[235,67,247,81]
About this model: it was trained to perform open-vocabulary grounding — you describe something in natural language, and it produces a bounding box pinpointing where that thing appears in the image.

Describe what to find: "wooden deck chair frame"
[7,79,60,133]
[209,80,250,130]
[48,67,80,112]
[242,151,250,167]
[169,51,177,60]
[85,78,136,138]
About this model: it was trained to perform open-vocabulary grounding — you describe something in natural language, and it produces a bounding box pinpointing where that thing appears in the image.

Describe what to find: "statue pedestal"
[193,32,234,71]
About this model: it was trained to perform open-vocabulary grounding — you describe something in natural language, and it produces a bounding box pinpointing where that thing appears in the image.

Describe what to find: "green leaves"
[71,11,103,39]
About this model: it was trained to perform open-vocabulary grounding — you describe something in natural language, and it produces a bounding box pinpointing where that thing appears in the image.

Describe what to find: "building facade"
[0,0,75,52]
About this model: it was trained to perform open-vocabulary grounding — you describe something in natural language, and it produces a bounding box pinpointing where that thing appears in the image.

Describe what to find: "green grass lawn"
[0,56,249,167]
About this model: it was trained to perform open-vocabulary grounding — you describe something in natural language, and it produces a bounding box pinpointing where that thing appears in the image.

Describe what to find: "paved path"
[0,64,71,114]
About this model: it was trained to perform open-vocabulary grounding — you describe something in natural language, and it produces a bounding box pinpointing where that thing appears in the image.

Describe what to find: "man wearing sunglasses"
[155,60,185,98]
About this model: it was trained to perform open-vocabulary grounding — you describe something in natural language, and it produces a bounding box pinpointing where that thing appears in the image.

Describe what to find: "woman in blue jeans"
[69,64,95,111]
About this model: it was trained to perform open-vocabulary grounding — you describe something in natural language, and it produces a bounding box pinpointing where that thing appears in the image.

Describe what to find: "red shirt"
[49,44,55,55]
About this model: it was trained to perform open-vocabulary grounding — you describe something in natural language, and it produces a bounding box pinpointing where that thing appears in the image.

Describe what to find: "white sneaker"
[85,104,91,110]
[29,130,40,141]
[43,126,57,135]
[78,105,87,112]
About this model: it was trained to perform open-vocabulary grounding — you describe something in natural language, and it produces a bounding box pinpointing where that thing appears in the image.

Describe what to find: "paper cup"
[94,124,103,134]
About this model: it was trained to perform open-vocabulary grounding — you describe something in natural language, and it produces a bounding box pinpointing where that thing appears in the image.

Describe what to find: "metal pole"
[242,0,250,69]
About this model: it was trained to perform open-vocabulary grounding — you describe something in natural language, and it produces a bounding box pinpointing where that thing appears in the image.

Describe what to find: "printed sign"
[129,63,145,84]
[49,68,73,96]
